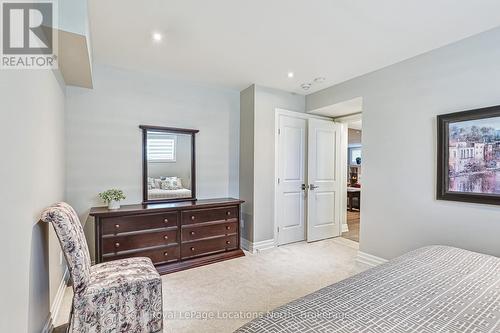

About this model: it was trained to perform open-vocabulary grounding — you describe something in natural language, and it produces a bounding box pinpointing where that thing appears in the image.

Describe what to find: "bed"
[235,246,500,333]
[147,188,192,200]
[147,176,192,200]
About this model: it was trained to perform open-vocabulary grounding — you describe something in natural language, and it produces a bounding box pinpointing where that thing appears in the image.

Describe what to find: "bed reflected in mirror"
[141,125,198,203]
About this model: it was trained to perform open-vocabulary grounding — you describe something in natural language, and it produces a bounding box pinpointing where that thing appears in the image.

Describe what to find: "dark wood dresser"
[89,198,245,274]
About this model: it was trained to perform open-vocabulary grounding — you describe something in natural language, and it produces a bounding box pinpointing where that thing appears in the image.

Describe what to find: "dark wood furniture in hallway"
[347,187,361,211]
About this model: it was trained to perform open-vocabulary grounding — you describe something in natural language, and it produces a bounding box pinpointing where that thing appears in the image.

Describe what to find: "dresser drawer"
[103,245,180,265]
[181,206,238,225]
[102,229,178,254]
[182,221,238,242]
[102,212,178,234]
[181,234,238,259]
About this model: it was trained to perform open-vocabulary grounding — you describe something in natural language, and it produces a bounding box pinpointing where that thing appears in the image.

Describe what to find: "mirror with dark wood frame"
[140,125,199,204]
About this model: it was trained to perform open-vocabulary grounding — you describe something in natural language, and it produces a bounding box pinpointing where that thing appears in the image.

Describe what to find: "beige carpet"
[55,238,369,333]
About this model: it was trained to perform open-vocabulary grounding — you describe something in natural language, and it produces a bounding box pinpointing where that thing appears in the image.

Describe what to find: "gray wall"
[254,86,306,242]
[66,65,240,259]
[239,85,305,243]
[306,27,500,259]
[239,85,255,241]
[0,70,66,332]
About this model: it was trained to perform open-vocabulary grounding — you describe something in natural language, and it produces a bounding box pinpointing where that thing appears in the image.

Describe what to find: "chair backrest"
[41,202,91,295]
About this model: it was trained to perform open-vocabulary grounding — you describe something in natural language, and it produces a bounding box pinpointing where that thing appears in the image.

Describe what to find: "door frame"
[333,113,362,233]
[274,108,338,246]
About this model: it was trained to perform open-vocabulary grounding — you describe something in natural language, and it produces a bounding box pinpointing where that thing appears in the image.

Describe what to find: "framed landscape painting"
[437,105,500,205]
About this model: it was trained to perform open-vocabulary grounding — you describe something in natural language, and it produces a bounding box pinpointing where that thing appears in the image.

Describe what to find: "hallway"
[342,211,360,242]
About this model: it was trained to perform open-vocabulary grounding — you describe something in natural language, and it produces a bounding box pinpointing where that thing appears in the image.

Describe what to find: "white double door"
[277,114,340,245]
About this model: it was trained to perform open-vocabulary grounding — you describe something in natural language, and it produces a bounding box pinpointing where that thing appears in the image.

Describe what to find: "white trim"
[276,108,332,121]
[51,268,69,324]
[240,238,276,254]
[333,111,362,122]
[356,251,388,267]
[43,269,69,333]
[253,239,276,252]
[335,113,362,234]
[42,315,52,333]
[338,122,349,236]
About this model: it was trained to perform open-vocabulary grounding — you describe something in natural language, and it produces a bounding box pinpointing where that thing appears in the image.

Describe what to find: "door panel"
[316,130,336,180]
[283,126,304,181]
[307,119,341,242]
[314,192,336,226]
[277,115,307,245]
[283,192,303,228]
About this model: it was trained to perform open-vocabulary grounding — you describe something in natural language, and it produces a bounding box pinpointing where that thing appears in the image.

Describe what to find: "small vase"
[108,200,120,210]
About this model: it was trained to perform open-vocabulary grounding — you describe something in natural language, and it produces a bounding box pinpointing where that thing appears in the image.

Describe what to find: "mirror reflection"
[146,130,193,201]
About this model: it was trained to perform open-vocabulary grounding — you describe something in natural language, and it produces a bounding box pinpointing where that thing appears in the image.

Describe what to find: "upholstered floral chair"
[41,202,163,333]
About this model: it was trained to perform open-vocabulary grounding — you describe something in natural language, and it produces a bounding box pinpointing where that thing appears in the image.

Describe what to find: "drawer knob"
[115,242,120,248]
[190,231,195,235]
[164,235,169,240]
[164,252,168,256]
[191,216,195,221]
[190,247,195,251]
[226,241,231,245]
[226,211,231,216]
[226,226,231,230]
[164,218,169,223]
[115,224,120,229]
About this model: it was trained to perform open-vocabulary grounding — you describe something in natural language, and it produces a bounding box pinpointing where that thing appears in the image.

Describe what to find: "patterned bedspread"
[234,246,500,333]
[148,188,192,199]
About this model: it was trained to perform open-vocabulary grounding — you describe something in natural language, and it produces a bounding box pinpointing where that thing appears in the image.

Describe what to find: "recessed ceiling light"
[152,32,163,42]
[313,77,326,83]
[287,72,294,78]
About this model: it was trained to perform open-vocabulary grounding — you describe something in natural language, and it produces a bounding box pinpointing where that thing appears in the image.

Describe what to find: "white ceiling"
[309,97,363,117]
[89,0,500,94]
[349,120,362,131]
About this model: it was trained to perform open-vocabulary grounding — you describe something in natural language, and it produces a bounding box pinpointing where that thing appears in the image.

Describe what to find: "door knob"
[301,184,307,191]
[309,184,319,190]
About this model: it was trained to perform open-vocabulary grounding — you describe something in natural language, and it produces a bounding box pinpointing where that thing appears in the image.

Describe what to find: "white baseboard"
[241,238,276,254]
[254,239,276,252]
[43,269,69,333]
[356,251,388,267]
[42,315,52,333]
